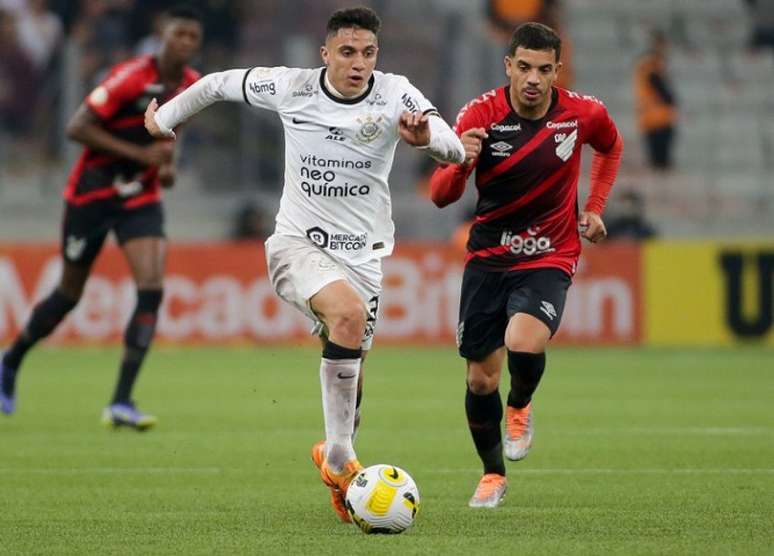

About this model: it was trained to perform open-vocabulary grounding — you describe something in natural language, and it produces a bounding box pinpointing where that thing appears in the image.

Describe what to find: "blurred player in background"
[0,5,203,431]
[430,22,623,507]
[144,6,464,524]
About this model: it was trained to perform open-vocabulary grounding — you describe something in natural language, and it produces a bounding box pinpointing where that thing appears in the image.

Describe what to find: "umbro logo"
[490,141,513,158]
[539,301,557,321]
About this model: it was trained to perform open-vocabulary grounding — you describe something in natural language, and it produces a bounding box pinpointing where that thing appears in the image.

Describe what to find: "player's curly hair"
[326,6,382,38]
[164,4,204,24]
[508,22,562,62]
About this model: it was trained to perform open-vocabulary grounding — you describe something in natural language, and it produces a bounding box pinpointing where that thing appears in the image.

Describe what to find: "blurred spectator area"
[1,0,773,241]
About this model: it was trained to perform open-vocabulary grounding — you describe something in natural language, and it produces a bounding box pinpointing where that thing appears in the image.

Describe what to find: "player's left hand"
[144,98,176,139]
[579,211,607,243]
[398,111,430,147]
[158,163,176,188]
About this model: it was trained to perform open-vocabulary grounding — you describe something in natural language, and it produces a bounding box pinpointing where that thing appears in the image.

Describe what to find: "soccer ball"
[345,464,420,534]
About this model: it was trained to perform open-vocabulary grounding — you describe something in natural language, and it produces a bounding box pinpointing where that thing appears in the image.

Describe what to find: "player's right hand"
[141,141,174,167]
[144,98,176,139]
[461,128,488,167]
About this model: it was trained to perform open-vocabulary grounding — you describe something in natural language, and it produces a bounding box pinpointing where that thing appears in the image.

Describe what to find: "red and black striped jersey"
[64,55,200,208]
[444,86,619,276]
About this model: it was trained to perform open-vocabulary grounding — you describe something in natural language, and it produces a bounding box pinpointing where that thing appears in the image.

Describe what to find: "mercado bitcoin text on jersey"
[65,55,199,208]
[454,86,619,275]
[155,66,456,265]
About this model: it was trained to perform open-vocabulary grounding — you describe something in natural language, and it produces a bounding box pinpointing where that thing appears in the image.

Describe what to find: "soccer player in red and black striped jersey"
[430,23,623,507]
[0,6,203,430]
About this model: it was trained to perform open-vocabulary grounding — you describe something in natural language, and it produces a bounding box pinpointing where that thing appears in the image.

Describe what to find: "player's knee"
[466,368,499,395]
[59,269,89,301]
[328,305,366,346]
[57,282,85,302]
[505,336,546,354]
[135,272,164,290]
[504,327,548,354]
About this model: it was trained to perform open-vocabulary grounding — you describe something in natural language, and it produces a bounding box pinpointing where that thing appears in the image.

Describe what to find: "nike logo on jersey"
[337,372,356,379]
[292,117,309,124]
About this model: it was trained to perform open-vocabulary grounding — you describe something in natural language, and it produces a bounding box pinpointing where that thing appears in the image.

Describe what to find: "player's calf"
[111,289,163,406]
[504,351,544,460]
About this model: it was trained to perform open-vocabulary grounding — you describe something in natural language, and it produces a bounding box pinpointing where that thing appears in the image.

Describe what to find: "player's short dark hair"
[326,6,381,38]
[508,22,562,62]
[164,4,204,25]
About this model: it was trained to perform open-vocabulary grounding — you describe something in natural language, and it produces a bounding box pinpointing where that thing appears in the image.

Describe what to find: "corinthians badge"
[356,114,384,144]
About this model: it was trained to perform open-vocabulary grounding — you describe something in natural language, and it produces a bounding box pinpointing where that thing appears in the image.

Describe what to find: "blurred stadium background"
[1,2,772,553]
[1,0,773,348]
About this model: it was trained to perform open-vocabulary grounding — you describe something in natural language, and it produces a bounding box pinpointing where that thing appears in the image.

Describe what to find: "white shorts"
[264,233,382,350]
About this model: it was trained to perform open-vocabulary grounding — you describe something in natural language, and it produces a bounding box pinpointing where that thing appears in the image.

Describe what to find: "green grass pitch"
[1,346,772,555]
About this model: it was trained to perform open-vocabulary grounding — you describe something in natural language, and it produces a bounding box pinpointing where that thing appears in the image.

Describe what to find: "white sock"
[320,356,361,472]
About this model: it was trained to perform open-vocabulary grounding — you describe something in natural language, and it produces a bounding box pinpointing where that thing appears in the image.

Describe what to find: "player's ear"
[320,45,329,66]
[504,56,513,78]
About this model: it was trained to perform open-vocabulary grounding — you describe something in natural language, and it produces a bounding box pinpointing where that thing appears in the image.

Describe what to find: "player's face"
[505,47,561,115]
[161,18,203,65]
[321,27,378,97]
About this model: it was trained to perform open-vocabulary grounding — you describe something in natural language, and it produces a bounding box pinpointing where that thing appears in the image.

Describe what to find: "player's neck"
[324,71,367,99]
[510,90,552,121]
[155,53,185,83]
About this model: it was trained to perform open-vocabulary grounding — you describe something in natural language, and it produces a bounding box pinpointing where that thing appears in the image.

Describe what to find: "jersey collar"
[320,68,375,105]
[505,86,559,122]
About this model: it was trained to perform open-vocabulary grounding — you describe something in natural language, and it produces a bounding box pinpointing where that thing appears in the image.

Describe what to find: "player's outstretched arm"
[144,69,249,139]
[399,112,465,165]
[68,103,173,167]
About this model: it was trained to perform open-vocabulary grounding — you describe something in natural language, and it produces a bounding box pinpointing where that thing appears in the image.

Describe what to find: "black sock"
[465,387,505,476]
[111,289,162,405]
[507,351,546,409]
[2,289,78,379]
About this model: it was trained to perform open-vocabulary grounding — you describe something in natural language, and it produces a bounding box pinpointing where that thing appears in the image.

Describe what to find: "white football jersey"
[156,66,463,265]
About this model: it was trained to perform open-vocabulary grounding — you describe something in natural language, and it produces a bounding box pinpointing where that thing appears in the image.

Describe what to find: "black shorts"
[61,201,165,267]
[457,266,571,361]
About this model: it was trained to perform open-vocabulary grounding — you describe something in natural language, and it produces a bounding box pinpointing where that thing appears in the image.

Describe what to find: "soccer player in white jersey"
[144,6,464,522]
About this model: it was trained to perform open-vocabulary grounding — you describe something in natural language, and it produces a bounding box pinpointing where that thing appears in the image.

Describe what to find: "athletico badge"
[89,86,109,106]
[65,235,86,261]
[554,129,578,162]
[356,114,384,144]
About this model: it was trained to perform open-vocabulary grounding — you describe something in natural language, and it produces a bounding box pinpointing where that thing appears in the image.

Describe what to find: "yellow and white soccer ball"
[345,464,420,534]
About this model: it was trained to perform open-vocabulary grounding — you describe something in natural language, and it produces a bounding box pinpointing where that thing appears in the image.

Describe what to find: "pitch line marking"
[434,468,774,475]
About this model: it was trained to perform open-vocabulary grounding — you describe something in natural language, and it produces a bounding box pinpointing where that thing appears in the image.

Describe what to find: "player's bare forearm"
[66,104,146,163]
